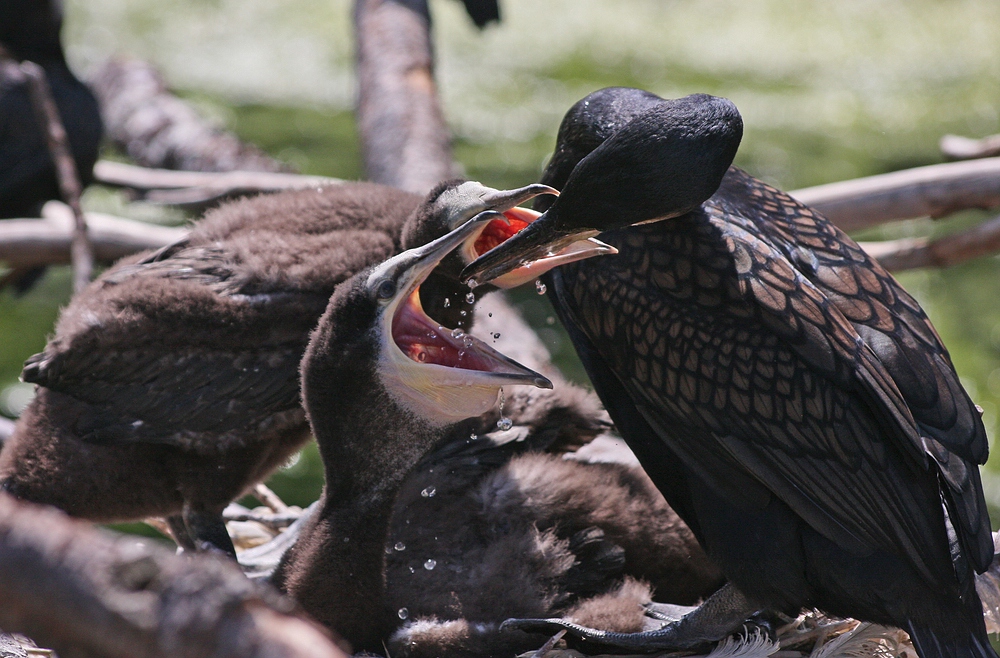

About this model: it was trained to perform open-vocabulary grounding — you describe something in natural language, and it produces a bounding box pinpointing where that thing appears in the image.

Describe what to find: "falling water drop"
[470,432,478,441]
[465,292,476,304]
[443,298,451,308]
[462,335,474,348]
[394,542,406,552]
[535,279,547,295]
[421,486,437,498]
[497,417,513,431]
[451,328,465,339]
[460,310,467,317]
[468,278,479,290]
[398,608,409,620]
[424,559,437,571]
[493,332,501,340]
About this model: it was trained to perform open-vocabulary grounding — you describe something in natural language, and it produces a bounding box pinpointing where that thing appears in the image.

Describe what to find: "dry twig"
[940,134,1000,161]
[859,212,1000,272]
[18,61,93,293]
[790,157,1000,232]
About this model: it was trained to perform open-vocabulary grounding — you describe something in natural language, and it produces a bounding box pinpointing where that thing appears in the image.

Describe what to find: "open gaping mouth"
[462,207,615,289]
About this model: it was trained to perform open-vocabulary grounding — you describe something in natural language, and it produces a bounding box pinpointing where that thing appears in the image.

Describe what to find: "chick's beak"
[384,211,553,391]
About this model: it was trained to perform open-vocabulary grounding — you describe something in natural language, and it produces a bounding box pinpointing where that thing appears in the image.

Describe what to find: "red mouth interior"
[392,289,497,371]
[472,207,536,257]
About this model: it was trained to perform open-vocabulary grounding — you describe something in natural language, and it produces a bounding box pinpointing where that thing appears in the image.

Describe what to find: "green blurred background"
[2,0,1000,526]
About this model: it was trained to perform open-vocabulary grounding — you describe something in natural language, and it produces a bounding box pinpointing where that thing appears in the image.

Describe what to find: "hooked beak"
[461,208,610,286]
[462,206,616,289]
[378,212,552,423]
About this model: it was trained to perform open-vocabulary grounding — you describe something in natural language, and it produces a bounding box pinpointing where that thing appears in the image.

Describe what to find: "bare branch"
[941,134,1000,161]
[354,0,460,193]
[791,157,1000,232]
[90,58,292,174]
[0,494,348,658]
[858,212,1000,272]
[18,60,94,293]
[93,160,340,208]
[0,202,186,268]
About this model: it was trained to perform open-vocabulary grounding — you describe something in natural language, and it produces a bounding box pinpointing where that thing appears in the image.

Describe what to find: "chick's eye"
[376,279,396,299]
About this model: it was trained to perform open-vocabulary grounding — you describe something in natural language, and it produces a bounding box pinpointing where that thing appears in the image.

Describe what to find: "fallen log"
[0,493,348,658]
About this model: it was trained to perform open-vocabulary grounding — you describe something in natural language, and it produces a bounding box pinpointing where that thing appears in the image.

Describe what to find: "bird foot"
[501,583,762,654]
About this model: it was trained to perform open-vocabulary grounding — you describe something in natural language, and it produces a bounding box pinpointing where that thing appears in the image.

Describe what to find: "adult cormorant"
[1,179,607,555]
[1,0,103,291]
[271,215,721,655]
[464,88,996,658]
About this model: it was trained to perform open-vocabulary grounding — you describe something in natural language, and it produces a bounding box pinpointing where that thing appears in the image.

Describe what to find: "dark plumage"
[271,220,720,656]
[1,0,102,218]
[384,377,723,657]
[0,179,558,555]
[465,88,996,658]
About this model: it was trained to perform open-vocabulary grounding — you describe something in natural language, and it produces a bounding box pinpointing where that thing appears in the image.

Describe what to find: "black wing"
[560,210,985,590]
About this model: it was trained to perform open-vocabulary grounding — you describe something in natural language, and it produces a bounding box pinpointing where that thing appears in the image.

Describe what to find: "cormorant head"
[402,180,616,291]
[307,211,553,429]
[460,91,743,286]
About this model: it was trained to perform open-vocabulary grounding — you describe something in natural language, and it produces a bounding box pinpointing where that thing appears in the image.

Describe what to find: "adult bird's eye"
[376,279,397,299]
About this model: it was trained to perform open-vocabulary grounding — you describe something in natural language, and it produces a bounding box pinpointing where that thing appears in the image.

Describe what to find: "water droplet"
[488,312,493,318]
[470,432,478,441]
[546,316,556,325]
[468,278,479,290]
[460,310,467,317]
[465,292,475,304]
[535,279,547,295]
[398,608,409,620]
[424,559,437,571]
[458,350,465,359]
[497,416,513,431]
[385,545,393,554]
[421,486,437,498]
[443,298,451,308]
[343,536,350,543]
[462,335,474,348]
[451,328,465,338]
[394,542,406,552]
[409,566,416,573]
[493,332,501,340]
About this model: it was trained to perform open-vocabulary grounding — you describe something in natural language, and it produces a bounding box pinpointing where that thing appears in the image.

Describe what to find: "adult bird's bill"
[461,93,743,285]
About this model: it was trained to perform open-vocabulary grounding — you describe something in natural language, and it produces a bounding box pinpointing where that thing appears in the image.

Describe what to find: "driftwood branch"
[19,60,94,293]
[0,493,348,658]
[90,58,292,175]
[93,160,340,208]
[859,211,1000,272]
[354,0,460,193]
[0,201,186,268]
[941,134,1000,161]
[790,157,1000,232]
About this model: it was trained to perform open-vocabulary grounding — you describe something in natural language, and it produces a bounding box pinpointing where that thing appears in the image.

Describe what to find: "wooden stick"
[252,483,291,515]
[858,212,1000,272]
[790,157,1000,232]
[90,58,292,175]
[0,203,186,268]
[19,61,94,293]
[0,494,349,658]
[940,134,1000,161]
[354,0,460,193]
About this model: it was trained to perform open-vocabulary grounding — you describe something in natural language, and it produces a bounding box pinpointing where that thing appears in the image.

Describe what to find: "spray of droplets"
[535,279,547,295]
[497,387,512,431]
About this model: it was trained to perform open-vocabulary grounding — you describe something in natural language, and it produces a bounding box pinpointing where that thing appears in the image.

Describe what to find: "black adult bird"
[1,0,103,292]
[0,179,608,556]
[464,88,996,658]
[0,0,102,219]
[271,216,721,655]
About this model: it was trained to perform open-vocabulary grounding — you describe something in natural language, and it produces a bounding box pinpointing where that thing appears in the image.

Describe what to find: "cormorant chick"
[271,210,554,651]
[465,88,997,658]
[1,180,606,555]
